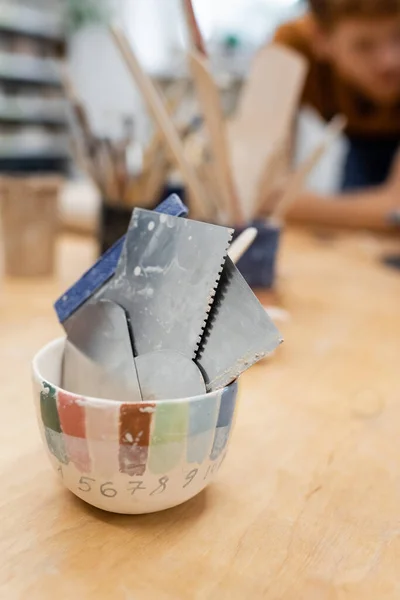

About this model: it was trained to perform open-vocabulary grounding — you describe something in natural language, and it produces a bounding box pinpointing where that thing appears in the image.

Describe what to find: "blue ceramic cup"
[234,220,281,288]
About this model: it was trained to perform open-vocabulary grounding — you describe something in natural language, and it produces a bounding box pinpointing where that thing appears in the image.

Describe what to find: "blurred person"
[272,0,400,229]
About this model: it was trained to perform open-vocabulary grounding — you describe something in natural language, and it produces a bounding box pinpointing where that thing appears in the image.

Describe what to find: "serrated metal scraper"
[101,208,233,359]
[196,257,283,391]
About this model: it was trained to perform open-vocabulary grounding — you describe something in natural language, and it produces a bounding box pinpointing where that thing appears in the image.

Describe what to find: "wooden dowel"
[110,25,210,220]
[189,51,244,225]
[182,2,244,225]
[181,0,207,55]
[142,81,188,172]
[271,115,346,222]
[96,140,120,203]
[228,227,258,264]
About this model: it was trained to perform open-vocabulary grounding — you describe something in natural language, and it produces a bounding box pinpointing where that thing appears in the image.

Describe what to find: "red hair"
[309,0,400,26]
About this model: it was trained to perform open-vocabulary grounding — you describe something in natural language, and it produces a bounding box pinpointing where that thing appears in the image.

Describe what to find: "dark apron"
[341,135,400,191]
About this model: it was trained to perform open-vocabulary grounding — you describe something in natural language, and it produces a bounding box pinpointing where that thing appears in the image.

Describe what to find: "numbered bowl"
[32,338,239,515]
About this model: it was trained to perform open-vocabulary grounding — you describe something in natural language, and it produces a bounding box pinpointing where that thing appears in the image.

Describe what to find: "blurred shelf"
[0,4,64,43]
[0,131,69,159]
[0,53,62,87]
[0,5,68,174]
[0,95,68,125]
[0,155,69,174]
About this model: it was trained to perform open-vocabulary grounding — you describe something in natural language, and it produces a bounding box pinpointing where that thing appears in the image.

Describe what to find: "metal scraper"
[101,208,233,359]
[63,299,142,402]
[196,257,282,391]
[136,350,206,401]
[54,194,189,325]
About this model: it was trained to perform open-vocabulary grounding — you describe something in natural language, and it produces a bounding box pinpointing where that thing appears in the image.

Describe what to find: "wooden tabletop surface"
[1,228,400,600]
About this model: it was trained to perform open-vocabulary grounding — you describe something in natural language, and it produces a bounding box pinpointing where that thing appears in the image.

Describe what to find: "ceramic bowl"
[234,220,281,288]
[32,338,239,514]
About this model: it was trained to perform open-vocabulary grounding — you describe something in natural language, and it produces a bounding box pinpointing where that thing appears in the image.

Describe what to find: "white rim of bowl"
[32,337,237,407]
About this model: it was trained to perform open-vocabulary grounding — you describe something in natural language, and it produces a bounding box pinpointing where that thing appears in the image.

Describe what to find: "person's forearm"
[287,187,393,230]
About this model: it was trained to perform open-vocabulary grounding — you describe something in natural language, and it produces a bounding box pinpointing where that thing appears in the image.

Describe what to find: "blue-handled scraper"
[55,194,188,324]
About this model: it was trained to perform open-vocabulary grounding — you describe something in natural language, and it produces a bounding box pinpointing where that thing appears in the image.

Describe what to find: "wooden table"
[1,228,400,599]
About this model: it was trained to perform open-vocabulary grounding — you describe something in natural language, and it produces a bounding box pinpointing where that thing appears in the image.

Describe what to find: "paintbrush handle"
[96,139,120,203]
[228,227,258,264]
[271,115,346,222]
[61,64,94,150]
[111,25,210,220]
[181,0,207,55]
[142,81,188,172]
[60,63,109,196]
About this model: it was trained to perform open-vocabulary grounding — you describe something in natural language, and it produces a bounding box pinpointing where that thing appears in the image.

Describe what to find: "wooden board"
[228,43,308,219]
[2,228,400,598]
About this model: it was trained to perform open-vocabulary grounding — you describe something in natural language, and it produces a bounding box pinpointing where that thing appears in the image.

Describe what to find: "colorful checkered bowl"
[32,338,239,514]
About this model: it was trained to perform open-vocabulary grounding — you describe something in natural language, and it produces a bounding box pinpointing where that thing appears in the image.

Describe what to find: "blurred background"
[0,0,398,280]
[0,0,307,251]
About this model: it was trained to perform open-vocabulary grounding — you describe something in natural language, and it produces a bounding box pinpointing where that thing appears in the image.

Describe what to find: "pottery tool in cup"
[106,220,271,396]
[232,117,345,288]
[228,227,258,264]
[93,197,234,400]
[181,0,243,225]
[110,24,213,221]
[192,225,282,391]
[57,195,189,402]
[56,200,281,400]
[63,299,142,401]
[100,211,280,395]
[61,65,96,162]
[55,194,188,324]
[135,350,206,400]
[58,200,234,401]
[62,200,234,401]
[63,300,208,402]
[101,208,234,359]
[196,255,282,391]
[181,0,207,55]
[104,224,261,400]
[189,50,244,225]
